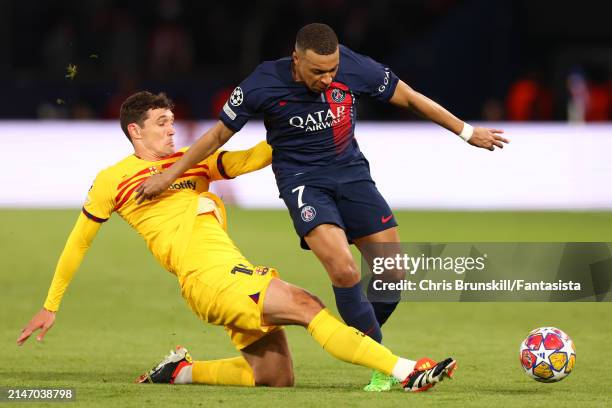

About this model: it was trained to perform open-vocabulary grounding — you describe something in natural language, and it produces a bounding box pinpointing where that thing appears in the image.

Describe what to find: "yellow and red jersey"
[84,147,231,272]
[43,142,271,311]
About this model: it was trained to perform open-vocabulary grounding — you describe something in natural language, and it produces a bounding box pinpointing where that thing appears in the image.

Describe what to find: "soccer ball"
[519,327,576,382]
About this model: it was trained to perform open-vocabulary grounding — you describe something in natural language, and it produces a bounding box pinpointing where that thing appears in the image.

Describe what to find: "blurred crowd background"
[2,0,611,121]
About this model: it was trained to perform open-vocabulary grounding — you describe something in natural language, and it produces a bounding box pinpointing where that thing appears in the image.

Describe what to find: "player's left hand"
[134,173,172,204]
[468,127,509,151]
[17,308,56,346]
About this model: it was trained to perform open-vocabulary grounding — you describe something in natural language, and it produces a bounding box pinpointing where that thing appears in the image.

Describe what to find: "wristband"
[459,123,473,142]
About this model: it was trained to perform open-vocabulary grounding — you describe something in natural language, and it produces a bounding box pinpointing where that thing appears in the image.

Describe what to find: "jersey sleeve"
[43,213,102,311]
[340,45,399,103]
[219,69,264,132]
[44,172,113,312]
[204,142,272,181]
[82,170,115,222]
[202,150,227,181]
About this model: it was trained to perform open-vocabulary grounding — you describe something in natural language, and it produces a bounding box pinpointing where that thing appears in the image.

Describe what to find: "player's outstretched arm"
[221,141,272,178]
[135,121,236,202]
[17,213,101,345]
[389,80,509,151]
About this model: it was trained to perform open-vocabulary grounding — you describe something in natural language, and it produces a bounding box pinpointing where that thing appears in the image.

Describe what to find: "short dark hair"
[119,91,174,142]
[295,23,338,55]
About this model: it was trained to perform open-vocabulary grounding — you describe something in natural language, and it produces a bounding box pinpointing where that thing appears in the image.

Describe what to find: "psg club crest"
[300,205,317,222]
[331,88,346,103]
[229,87,244,106]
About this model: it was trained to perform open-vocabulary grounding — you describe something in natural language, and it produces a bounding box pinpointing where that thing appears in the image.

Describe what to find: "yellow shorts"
[178,213,280,350]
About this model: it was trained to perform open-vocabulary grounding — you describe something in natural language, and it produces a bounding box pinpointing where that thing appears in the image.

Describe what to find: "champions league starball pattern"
[519,327,576,382]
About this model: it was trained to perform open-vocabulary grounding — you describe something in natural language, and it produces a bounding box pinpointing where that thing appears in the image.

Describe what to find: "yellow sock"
[192,356,255,386]
[307,308,399,375]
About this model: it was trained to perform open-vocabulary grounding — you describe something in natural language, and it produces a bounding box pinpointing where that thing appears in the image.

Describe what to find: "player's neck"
[290,61,302,83]
[132,149,170,162]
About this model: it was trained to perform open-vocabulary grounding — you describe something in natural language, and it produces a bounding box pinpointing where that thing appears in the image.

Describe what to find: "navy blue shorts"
[278,158,398,250]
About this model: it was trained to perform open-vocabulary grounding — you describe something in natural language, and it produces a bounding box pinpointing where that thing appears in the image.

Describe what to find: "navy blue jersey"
[219,45,399,184]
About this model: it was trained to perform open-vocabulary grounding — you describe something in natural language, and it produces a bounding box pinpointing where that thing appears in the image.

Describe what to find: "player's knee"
[253,364,295,387]
[329,261,360,287]
[284,370,296,387]
[256,376,294,388]
[319,252,359,287]
[271,371,295,387]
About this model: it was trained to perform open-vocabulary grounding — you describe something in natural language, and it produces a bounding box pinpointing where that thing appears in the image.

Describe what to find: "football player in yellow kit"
[17,91,455,391]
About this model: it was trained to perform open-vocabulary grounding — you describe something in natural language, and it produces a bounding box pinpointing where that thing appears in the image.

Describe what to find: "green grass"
[1,209,611,407]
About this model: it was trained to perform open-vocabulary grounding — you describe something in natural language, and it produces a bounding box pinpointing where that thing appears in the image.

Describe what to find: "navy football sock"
[366,276,400,326]
[332,283,382,343]
[372,301,399,326]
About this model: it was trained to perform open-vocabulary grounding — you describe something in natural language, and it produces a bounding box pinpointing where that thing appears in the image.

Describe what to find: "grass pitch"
[1,209,611,407]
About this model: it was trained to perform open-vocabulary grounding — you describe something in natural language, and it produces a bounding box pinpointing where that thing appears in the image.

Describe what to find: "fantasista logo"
[288,106,347,132]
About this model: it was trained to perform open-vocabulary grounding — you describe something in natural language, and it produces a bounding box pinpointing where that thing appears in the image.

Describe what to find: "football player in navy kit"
[136,23,508,391]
